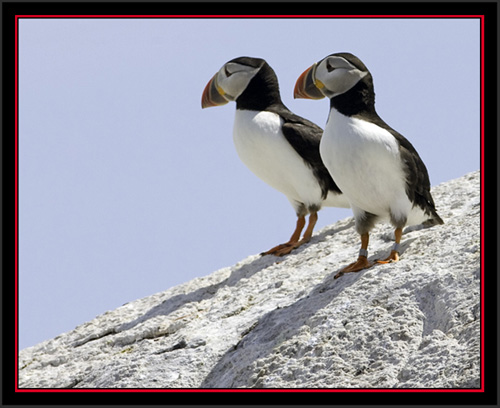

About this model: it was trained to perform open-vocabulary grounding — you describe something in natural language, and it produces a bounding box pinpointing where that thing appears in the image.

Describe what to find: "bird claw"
[260,243,289,256]
[261,237,311,257]
[261,242,298,257]
[376,250,399,264]
[334,256,373,279]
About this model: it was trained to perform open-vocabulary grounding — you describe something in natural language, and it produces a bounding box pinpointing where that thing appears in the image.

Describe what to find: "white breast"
[233,110,325,211]
[320,109,411,221]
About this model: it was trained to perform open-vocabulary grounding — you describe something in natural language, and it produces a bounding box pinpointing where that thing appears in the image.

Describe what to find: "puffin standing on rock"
[294,52,443,274]
[202,57,349,256]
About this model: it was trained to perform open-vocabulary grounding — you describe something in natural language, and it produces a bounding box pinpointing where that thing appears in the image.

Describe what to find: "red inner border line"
[15,14,485,18]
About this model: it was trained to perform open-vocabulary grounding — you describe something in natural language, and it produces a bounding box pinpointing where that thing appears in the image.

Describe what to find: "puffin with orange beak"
[202,57,349,256]
[294,52,443,276]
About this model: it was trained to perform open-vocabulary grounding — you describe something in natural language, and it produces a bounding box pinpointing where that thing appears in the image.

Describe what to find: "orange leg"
[377,227,402,264]
[262,212,318,257]
[298,211,318,244]
[261,215,305,256]
[335,233,373,278]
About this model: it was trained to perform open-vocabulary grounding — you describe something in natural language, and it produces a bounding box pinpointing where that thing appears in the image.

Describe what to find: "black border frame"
[2,1,498,407]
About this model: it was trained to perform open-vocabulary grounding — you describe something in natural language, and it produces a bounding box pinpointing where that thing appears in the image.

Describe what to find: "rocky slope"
[18,171,481,389]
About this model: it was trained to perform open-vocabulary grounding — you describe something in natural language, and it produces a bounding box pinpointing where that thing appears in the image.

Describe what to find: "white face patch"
[315,56,368,97]
[215,62,261,101]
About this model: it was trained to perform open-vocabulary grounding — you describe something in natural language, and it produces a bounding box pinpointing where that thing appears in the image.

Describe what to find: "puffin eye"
[326,61,336,72]
[225,66,233,77]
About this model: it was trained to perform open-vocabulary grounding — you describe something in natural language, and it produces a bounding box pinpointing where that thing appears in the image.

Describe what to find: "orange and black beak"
[201,73,229,108]
[293,63,325,100]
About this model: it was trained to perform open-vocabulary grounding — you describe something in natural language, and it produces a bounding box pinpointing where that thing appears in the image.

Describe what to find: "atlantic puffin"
[202,57,349,256]
[294,52,443,274]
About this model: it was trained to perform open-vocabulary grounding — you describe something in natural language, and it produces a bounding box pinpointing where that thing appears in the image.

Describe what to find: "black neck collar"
[330,75,377,117]
[236,63,284,111]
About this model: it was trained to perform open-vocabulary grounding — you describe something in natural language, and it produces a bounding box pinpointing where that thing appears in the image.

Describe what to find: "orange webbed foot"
[261,213,317,257]
[376,250,400,264]
[261,243,290,256]
[261,237,311,257]
[262,242,297,257]
[334,255,374,279]
[376,230,402,264]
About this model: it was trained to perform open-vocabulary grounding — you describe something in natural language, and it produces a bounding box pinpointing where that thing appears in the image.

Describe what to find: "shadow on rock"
[118,254,279,332]
[118,220,355,333]
[200,264,368,388]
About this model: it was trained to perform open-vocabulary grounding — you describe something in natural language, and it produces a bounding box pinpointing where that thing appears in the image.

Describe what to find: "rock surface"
[18,171,481,389]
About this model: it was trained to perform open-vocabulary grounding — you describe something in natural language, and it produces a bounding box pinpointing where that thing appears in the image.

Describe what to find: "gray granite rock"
[18,171,480,389]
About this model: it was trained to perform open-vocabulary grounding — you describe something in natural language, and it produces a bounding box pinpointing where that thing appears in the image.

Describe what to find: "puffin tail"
[423,211,444,227]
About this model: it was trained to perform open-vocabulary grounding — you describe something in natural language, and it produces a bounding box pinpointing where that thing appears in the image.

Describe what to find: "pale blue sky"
[18,17,480,349]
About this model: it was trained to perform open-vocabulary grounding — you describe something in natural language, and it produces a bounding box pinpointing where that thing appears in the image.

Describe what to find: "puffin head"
[294,52,370,100]
[201,57,267,108]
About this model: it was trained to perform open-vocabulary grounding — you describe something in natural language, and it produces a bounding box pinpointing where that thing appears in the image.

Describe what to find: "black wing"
[273,108,343,199]
[369,114,443,224]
